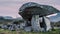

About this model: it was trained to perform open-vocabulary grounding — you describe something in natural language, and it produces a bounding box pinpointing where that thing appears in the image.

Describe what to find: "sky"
[0,0,60,18]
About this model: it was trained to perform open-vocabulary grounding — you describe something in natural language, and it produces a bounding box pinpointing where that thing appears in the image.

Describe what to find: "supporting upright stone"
[43,16,51,31]
[31,15,41,32]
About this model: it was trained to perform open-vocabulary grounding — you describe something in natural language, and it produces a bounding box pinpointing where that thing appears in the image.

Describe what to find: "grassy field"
[0,29,60,34]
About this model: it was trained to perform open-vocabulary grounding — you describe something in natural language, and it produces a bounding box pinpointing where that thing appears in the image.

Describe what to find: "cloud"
[52,5,60,10]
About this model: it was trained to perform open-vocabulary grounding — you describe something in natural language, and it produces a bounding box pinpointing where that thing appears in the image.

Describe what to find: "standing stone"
[43,17,51,31]
[31,15,41,32]
[39,17,45,32]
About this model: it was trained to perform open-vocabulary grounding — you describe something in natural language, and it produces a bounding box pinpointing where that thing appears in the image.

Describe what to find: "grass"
[0,29,60,34]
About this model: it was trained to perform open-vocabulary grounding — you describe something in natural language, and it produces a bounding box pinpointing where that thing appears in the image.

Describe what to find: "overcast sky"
[0,0,60,18]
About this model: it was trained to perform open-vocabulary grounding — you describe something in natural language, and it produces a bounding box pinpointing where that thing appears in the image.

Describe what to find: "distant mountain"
[0,16,15,22]
[3,16,13,19]
[49,13,60,22]
[0,16,4,20]
[15,17,24,22]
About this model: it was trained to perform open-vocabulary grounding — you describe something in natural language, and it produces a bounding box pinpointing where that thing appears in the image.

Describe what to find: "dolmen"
[19,2,60,32]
